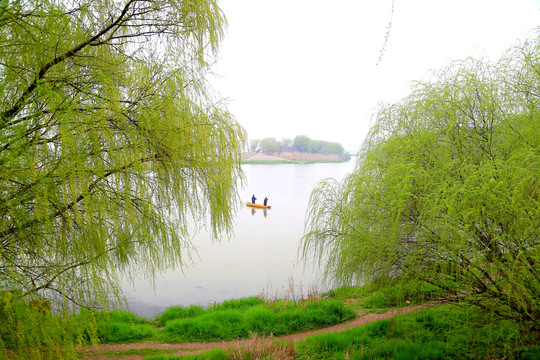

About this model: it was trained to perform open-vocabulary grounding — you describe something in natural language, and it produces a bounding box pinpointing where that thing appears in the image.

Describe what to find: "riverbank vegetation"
[132,280,536,359]
[295,304,538,360]
[302,31,539,329]
[161,306,538,360]
[0,0,245,357]
[156,297,355,343]
[72,296,355,345]
[0,294,355,357]
[2,280,538,359]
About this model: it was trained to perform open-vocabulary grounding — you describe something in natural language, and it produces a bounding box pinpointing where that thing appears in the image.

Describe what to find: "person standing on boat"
[263,197,268,206]
[251,194,256,203]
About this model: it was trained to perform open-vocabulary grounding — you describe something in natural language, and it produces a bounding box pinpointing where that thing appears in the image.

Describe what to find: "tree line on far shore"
[249,135,349,157]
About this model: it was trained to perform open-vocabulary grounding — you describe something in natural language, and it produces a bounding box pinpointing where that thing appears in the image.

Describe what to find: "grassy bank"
[295,304,539,360]
[2,282,538,359]
[0,295,355,358]
[77,296,356,345]
[143,303,539,359]
[141,281,539,360]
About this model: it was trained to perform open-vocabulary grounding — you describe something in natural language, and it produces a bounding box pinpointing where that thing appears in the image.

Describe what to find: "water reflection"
[250,208,269,217]
[122,160,355,317]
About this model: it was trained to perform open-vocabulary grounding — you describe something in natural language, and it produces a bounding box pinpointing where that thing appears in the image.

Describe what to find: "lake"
[122,160,356,317]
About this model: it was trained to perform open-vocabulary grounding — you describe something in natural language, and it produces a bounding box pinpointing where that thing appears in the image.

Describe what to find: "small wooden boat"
[246,202,271,209]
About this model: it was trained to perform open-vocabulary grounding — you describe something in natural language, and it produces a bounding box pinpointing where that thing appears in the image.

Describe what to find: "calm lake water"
[123,160,356,317]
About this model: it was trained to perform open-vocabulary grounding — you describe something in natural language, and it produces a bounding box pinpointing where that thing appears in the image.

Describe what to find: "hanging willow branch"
[376,0,395,65]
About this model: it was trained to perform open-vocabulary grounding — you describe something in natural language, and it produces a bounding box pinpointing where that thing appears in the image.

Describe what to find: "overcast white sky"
[211,0,540,152]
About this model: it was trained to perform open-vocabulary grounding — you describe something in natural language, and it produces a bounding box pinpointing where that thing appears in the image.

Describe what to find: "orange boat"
[246,202,271,209]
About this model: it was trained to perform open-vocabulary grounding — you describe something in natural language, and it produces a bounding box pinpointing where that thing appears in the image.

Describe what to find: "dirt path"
[82,303,436,359]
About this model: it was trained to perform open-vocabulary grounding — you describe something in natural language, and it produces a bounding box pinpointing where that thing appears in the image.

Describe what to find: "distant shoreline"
[241,151,349,164]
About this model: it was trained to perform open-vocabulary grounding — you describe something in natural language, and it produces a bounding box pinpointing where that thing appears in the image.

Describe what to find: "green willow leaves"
[302,32,539,323]
[0,0,245,309]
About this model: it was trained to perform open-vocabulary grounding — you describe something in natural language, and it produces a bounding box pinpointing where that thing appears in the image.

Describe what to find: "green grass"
[72,281,451,346]
[96,321,156,343]
[326,285,373,300]
[102,348,178,357]
[76,309,156,344]
[155,305,206,327]
[327,279,451,309]
[155,297,266,327]
[210,296,266,312]
[0,295,101,358]
[296,303,539,360]
[161,310,249,342]
[359,280,442,308]
[144,336,296,360]
[144,302,540,360]
[4,283,532,360]
[65,296,357,345]
[157,298,357,343]
[6,282,537,359]
[145,348,228,360]
[106,284,537,359]
[245,300,353,337]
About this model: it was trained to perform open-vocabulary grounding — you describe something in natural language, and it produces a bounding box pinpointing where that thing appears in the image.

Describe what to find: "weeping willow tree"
[0,0,245,314]
[302,32,539,324]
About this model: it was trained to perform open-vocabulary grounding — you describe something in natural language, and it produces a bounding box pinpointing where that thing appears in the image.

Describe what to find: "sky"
[211,0,540,152]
